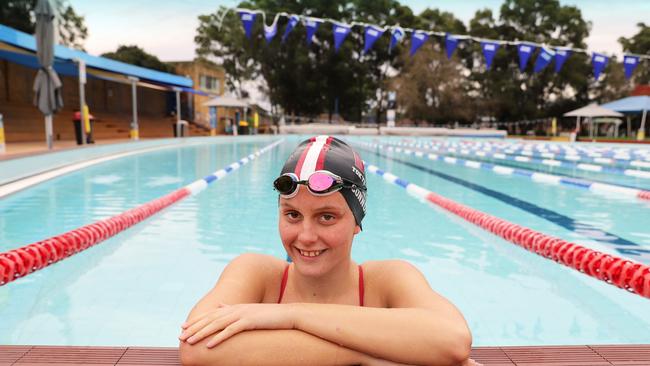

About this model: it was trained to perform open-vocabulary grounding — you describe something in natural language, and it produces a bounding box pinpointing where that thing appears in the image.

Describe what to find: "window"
[199,75,220,92]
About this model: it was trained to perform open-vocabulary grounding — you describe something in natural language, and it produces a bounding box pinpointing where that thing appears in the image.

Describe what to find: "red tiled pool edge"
[1,345,650,365]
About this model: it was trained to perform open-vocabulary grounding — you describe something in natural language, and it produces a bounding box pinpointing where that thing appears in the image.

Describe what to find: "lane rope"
[360,141,650,201]
[0,139,284,286]
[364,162,650,299]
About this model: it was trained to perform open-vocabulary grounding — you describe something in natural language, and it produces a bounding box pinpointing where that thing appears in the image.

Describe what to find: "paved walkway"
[1,139,136,161]
[1,344,650,365]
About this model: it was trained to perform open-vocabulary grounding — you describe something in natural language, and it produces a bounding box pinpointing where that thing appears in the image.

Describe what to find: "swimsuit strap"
[277,264,365,306]
[277,264,290,304]
[358,265,364,307]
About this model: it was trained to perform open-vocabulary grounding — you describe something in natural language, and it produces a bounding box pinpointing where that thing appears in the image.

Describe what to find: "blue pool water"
[0,136,649,347]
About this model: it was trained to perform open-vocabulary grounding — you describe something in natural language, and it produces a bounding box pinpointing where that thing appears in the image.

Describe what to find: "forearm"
[292,303,471,366]
[180,329,373,366]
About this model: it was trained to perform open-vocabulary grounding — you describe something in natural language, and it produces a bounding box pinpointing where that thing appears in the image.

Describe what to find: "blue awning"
[0,24,192,88]
[601,96,650,114]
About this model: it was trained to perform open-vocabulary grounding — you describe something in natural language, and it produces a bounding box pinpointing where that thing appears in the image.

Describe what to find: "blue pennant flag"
[281,15,300,43]
[409,31,428,56]
[238,10,256,39]
[533,47,555,73]
[481,41,500,70]
[445,33,459,59]
[333,23,352,52]
[554,49,570,73]
[305,18,322,46]
[623,55,640,80]
[264,23,277,44]
[389,27,404,53]
[363,25,384,54]
[591,53,609,80]
[517,43,536,71]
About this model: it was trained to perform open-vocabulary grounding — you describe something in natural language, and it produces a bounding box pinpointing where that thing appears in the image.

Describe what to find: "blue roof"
[0,24,192,88]
[601,96,650,113]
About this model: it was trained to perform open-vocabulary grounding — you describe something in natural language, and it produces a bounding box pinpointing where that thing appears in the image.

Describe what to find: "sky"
[68,0,649,62]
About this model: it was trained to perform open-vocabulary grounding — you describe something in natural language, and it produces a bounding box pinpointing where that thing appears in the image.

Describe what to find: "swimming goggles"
[273,170,366,198]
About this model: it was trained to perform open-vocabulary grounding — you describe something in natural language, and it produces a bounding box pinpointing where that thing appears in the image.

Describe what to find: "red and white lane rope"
[365,162,650,299]
[0,139,283,286]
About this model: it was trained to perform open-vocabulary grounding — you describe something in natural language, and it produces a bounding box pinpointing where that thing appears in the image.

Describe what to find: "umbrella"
[33,0,64,149]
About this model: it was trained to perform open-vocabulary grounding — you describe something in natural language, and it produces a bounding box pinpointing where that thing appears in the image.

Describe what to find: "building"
[170,59,226,128]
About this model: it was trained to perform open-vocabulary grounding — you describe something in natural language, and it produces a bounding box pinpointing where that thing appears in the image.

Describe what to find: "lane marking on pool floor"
[0,139,241,199]
[362,161,650,299]
[355,145,650,265]
[0,139,284,286]
[360,141,650,201]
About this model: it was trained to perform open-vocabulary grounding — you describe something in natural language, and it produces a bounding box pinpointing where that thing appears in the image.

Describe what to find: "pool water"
[0,136,649,346]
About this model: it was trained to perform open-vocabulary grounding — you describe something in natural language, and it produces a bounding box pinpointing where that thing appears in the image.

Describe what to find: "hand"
[459,359,483,366]
[178,303,296,348]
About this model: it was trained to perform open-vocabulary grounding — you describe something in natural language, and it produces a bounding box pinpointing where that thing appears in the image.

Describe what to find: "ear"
[354,225,361,235]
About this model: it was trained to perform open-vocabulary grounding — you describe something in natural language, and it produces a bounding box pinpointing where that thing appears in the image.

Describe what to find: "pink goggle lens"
[308,173,336,192]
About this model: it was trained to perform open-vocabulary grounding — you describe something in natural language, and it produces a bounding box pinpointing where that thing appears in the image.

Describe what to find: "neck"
[291,260,358,303]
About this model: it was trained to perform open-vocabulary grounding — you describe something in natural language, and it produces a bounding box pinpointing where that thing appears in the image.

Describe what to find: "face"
[278,185,361,277]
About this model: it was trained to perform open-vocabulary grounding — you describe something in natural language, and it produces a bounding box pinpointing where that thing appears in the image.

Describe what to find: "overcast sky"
[68,0,648,62]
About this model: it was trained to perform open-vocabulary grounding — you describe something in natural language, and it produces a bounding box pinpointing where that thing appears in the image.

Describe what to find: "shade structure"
[33,0,63,149]
[601,96,650,113]
[202,96,249,108]
[563,103,623,118]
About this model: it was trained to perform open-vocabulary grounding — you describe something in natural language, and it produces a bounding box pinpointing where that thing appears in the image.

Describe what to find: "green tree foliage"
[619,23,650,84]
[196,0,421,121]
[101,45,176,74]
[0,0,88,50]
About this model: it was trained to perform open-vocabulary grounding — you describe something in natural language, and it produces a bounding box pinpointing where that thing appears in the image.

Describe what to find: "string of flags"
[228,7,649,81]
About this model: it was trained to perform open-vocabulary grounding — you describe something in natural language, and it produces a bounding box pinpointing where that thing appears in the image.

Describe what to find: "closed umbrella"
[33,0,64,149]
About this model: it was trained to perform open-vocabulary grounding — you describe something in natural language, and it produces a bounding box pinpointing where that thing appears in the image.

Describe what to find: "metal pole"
[175,88,181,137]
[639,109,647,141]
[128,76,139,140]
[627,116,631,137]
[77,59,87,145]
[0,113,6,154]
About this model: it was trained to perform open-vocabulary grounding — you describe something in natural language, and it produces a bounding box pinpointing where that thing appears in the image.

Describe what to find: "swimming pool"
[1,136,649,347]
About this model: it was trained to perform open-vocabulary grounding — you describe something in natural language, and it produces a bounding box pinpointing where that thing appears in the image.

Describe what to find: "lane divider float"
[0,139,284,286]
[364,162,650,299]
[361,141,650,202]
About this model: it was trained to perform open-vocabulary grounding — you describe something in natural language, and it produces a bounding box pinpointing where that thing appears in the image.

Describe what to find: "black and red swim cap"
[279,136,367,228]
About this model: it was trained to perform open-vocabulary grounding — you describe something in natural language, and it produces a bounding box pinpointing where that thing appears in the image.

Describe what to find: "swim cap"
[279,136,367,228]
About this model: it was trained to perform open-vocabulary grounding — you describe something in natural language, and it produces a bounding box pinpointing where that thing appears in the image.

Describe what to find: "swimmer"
[179,136,478,366]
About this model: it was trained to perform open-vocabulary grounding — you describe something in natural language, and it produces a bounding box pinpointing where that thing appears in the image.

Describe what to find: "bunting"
[264,22,277,43]
[410,31,428,56]
[445,33,459,59]
[305,18,322,46]
[554,49,570,73]
[533,47,555,73]
[230,7,649,81]
[238,10,256,39]
[481,41,500,70]
[281,15,300,43]
[517,43,536,71]
[363,25,384,54]
[623,55,640,80]
[591,53,609,80]
[333,23,352,52]
[389,26,404,53]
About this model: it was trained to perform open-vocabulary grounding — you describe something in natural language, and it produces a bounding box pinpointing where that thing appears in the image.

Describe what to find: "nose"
[297,219,318,246]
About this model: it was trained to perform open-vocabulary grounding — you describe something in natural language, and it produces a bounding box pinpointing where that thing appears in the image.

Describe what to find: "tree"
[0,0,88,50]
[101,45,176,74]
[195,0,421,121]
[619,23,650,84]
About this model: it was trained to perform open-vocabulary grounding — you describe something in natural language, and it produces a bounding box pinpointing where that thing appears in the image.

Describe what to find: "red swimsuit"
[277,265,365,306]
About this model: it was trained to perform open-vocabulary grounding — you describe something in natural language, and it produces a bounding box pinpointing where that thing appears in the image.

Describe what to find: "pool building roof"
[0,23,192,90]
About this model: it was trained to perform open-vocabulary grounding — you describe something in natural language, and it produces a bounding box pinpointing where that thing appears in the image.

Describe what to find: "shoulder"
[361,259,433,308]
[212,253,288,304]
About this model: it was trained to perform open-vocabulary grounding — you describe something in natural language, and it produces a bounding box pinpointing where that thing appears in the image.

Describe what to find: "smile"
[297,248,328,257]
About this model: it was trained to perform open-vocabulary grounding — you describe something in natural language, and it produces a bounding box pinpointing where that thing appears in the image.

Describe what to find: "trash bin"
[172,120,189,137]
[73,111,95,145]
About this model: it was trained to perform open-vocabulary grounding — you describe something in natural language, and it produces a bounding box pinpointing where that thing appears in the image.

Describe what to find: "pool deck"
[1,345,649,365]
[0,139,133,161]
